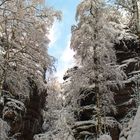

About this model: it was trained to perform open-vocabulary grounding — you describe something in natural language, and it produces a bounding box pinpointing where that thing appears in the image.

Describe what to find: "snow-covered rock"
[128,106,140,140]
[0,119,10,140]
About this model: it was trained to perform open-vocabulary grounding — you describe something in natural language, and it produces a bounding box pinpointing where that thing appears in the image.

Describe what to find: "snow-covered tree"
[34,76,75,140]
[70,0,125,137]
[0,0,61,139]
[0,0,60,99]
[115,0,140,36]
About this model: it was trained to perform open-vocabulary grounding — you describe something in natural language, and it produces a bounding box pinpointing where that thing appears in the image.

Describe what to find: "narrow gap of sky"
[46,0,80,82]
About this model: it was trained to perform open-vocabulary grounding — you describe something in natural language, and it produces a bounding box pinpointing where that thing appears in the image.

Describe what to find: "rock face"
[20,87,46,140]
[0,80,47,140]
[63,38,140,140]
[114,39,140,125]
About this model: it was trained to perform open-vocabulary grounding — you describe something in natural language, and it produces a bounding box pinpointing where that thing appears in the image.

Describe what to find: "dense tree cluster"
[0,0,60,139]
[1,0,140,140]
[45,0,140,140]
[0,0,60,98]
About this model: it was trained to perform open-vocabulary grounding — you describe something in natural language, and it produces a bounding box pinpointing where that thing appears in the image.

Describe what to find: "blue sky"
[47,0,80,82]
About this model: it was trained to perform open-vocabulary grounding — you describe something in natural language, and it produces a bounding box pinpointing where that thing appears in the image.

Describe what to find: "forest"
[0,0,140,140]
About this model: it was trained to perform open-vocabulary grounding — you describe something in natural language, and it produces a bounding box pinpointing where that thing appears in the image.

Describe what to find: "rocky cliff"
[63,38,140,140]
[0,78,47,140]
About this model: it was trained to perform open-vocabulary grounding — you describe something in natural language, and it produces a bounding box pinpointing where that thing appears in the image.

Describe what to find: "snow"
[119,58,138,71]
[97,134,112,140]
[123,77,136,84]
[34,133,50,140]
[0,119,10,140]
[119,137,126,140]
[6,98,26,112]
[129,70,140,75]
[110,22,138,41]
[122,58,137,64]
[128,106,140,140]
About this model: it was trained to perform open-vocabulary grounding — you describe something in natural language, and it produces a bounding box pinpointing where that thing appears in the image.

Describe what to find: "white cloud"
[60,39,75,63]
[48,21,61,48]
[48,22,76,83]
[55,35,75,83]
[55,70,66,83]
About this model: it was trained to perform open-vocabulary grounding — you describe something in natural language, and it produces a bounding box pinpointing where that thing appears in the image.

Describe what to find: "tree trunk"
[90,3,102,137]
[132,0,140,37]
